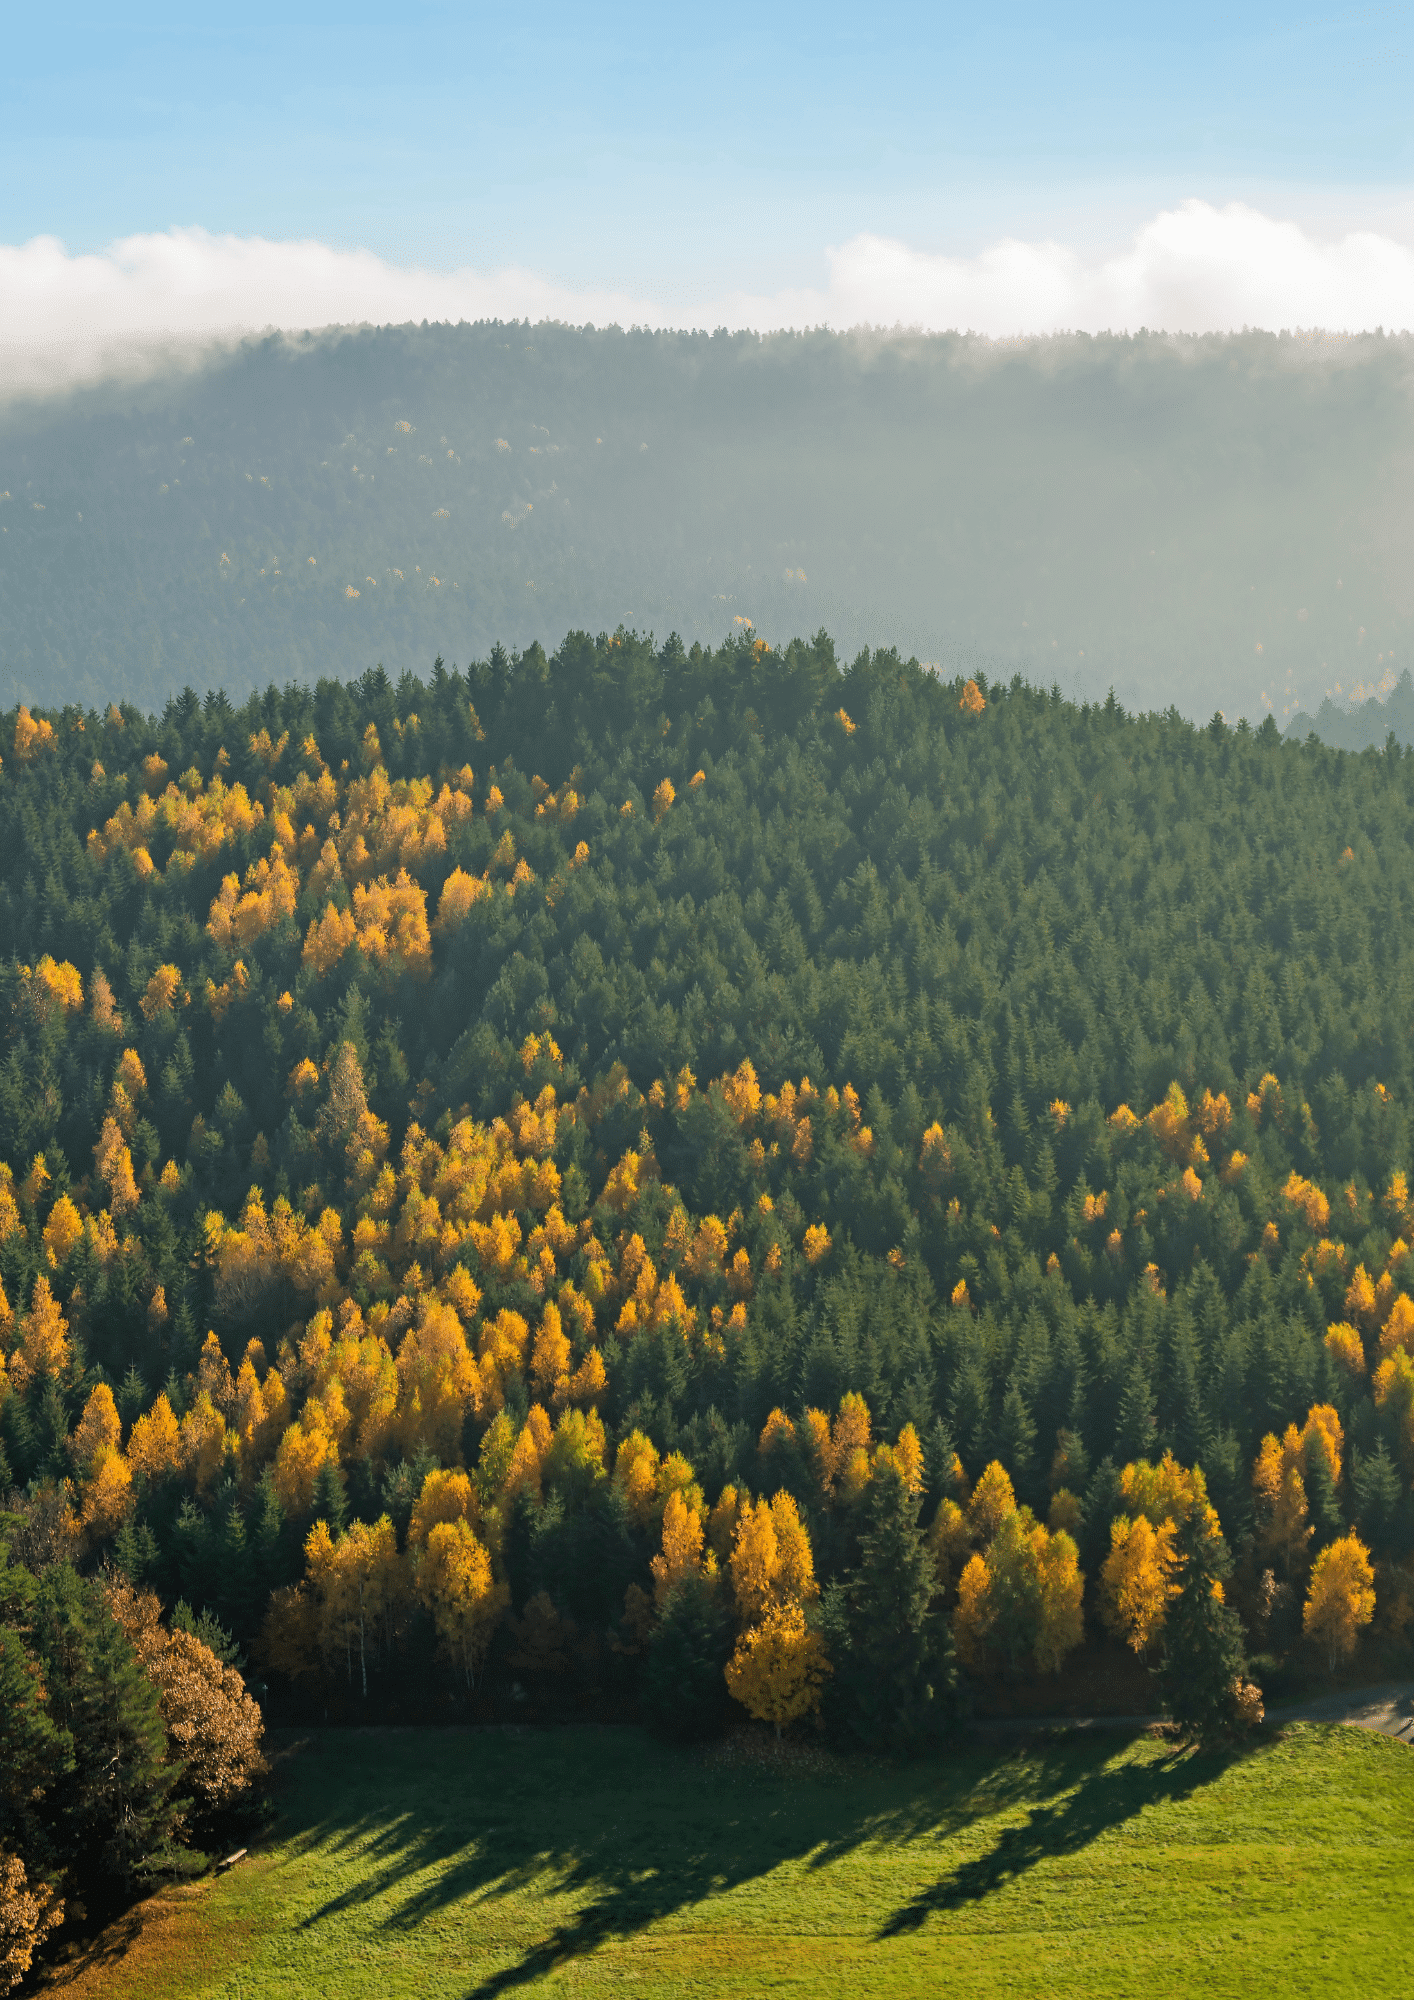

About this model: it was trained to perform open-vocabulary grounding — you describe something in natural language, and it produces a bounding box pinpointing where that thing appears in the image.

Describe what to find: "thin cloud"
[798,203,1414,338]
[4,202,1414,400]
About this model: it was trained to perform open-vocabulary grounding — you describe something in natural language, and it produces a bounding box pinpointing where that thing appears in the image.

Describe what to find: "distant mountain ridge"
[1286,672,1414,752]
[3,322,1413,728]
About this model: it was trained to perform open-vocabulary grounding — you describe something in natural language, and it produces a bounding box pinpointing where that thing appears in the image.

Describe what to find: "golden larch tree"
[1303,1534,1376,1671]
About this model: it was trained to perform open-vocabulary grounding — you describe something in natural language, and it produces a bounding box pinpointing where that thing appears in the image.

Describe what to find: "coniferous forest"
[4,626,1414,1972]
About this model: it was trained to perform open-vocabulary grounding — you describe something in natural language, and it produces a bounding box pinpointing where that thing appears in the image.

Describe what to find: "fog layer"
[2,321,1411,728]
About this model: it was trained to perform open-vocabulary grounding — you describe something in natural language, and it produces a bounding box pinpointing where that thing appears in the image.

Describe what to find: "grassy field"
[45,1721,1414,1999]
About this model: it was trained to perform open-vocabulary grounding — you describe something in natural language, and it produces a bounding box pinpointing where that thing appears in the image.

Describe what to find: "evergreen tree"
[1080,1457,1123,1575]
[924,1416,963,1509]
[0,1522,72,1884]
[1157,1514,1253,1744]
[642,1573,733,1742]
[32,1567,179,1895]
[821,1465,958,1751]
[1304,1443,1345,1552]
[112,1519,159,1586]
[1115,1359,1158,1464]
[1351,1441,1403,1556]
[1163,1315,1210,1468]
[997,1380,1037,1502]
[311,1460,349,1536]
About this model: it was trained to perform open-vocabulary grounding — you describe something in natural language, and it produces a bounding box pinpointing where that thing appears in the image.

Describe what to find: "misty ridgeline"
[2,321,1412,745]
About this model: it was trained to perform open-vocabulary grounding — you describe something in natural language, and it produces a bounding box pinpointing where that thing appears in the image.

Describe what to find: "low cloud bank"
[5,200,1414,399]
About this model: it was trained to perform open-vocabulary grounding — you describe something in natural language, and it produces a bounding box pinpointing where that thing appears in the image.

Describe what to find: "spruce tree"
[1080,1457,1123,1574]
[924,1417,962,1506]
[1115,1358,1158,1464]
[311,1459,349,1535]
[1304,1442,1344,1552]
[1352,1441,1402,1555]
[0,1625,70,1873]
[997,1380,1037,1500]
[33,1567,178,1895]
[643,1573,732,1742]
[821,1464,958,1751]
[1157,1513,1252,1744]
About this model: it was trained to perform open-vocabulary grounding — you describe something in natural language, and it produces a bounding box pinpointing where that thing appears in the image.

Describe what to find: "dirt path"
[1265,1681,1414,1741]
[974,1681,1414,1743]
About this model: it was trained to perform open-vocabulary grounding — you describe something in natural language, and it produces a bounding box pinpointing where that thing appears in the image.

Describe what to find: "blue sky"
[2,0,1413,386]
[4,1,1412,297]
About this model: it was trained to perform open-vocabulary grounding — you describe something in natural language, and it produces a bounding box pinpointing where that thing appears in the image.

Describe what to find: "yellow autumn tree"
[728,1491,816,1626]
[967,1460,1016,1544]
[1100,1514,1178,1654]
[7,1276,71,1394]
[304,1515,407,1697]
[650,1488,711,1605]
[417,1517,507,1686]
[303,902,358,976]
[724,1600,830,1737]
[1034,1529,1086,1673]
[408,1467,479,1548]
[0,1846,64,1994]
[128,1393,182,1483]
[952,1504,1084,1676]
[140,963,182,1020]
[41,1194,83,1268]
[1303,1534,1376,1671]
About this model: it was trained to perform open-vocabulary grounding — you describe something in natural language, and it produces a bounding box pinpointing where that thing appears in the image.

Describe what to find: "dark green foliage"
[171,1598,244,1668]
[31,1565,179,1894]
[1304,1442,1345,1552]
[0,1623,69,1875]
[1115,1361,1158,1467]
[310,1460,349,1537]
[523,1484,640,1631]
[1158,1515,1252,1745]
[642,1574,734,1743]
[112,1518,159,1585]
[0,1522,72,1880]
[1080,1459,1124,1576]
[821,1467,958,1752]
[4,622,1414,1755]
[1351,1441,1405,1556]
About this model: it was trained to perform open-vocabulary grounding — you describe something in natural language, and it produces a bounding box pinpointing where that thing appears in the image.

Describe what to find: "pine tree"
[643,1572,732,1742]
[821,1464,958,1750]
[1351,1441,1402,1554]
[1163,1314,1210,1468]
[1304,1442,1344,1552]
[112,1519,158,1586]
[1115,1358,1158,1463]
[1157,1513,1253,1743]
[311,1459,349,1536]
[924,1416,963,1507]
[997,1380,1037,1500]
[0,1625,70,1877]
[116,1366,148,1428]
[32,1567,178,1895]
[1080,1456,1123,1573]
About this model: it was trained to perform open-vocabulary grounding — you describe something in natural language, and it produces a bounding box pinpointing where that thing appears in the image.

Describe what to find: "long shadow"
[260,1725,1249,1998]
[875,1740,1209,1937]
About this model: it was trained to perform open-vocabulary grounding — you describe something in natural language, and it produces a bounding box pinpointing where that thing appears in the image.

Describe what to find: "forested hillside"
[3,323,1413,732]
[1287,670,1414,752]
[3,627,1413,1952]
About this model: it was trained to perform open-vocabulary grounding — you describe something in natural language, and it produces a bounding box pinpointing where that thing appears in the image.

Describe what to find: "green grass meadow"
[53,1722,1414,1999]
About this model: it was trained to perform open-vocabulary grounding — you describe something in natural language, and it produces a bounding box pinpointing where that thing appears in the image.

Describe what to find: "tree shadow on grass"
[271,1726,1249,1998]
[875,1736,1217,1937]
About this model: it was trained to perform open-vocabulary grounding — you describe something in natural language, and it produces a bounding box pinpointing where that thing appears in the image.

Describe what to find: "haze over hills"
[2,319,1413,735]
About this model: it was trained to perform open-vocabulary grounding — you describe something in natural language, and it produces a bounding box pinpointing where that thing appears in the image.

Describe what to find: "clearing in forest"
[44,1720,1414,1998]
